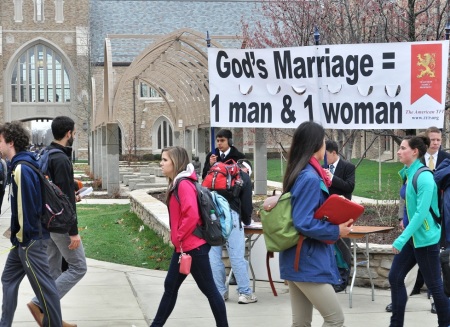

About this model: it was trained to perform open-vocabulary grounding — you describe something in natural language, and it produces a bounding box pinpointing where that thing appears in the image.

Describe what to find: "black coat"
[328,159,356,200]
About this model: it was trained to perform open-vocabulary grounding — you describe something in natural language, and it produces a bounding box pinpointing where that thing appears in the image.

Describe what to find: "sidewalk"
[0,196,438,326]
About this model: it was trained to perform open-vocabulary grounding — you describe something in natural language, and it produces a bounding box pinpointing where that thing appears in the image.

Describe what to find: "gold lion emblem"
[416,53,436,78]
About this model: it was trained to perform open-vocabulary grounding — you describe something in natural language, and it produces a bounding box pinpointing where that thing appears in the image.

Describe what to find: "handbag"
[314,194,364,225]
[179,247,192,275]
[260,192,299,252]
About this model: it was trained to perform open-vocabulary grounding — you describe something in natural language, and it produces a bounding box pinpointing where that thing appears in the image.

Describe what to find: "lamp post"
[446,18,450,40]
[206,30,215,151]
[133,78,137,158]
[314,26,320,45]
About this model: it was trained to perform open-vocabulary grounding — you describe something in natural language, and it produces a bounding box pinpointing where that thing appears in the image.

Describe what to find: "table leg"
[349,239,357,308]
[246,234,257,292]
[365,235,375,301]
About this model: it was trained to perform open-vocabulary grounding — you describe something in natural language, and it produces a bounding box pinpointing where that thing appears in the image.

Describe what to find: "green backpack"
[259,192,299,252]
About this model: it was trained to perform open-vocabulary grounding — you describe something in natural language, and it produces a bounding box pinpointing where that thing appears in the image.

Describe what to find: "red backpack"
[202,159,243,196]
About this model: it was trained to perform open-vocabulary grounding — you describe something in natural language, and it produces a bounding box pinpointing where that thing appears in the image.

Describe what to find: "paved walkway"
[0,193,438,326]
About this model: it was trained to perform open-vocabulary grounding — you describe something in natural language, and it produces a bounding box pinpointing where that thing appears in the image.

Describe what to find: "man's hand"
[68,234,81,250]
[210,154,217,165]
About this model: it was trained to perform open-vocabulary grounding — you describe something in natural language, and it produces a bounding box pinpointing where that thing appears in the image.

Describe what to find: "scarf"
[309,157,332,188]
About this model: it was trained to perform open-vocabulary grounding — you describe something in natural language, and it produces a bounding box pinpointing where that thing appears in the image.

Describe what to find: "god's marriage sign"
[208,41,449,129]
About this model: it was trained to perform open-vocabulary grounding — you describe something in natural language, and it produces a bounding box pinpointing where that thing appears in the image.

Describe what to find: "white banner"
[208,41,449,129]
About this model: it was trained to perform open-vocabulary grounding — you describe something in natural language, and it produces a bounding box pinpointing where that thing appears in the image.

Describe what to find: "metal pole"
[445,18,450,40]
[206,31,215,152]
[314,26,320,45]
[133,78,137,157]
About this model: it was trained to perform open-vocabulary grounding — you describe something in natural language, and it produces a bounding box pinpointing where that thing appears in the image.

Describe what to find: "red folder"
[314,194,364,225]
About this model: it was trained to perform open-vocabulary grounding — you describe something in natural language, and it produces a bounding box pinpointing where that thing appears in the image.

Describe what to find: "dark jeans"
[150,243,228,327]
[389,239,450,327]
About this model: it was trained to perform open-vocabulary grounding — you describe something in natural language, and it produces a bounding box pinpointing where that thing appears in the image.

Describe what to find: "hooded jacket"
[45,142,78,236]
[168,163,206,252]
[10,151,48,246]
[279,164,341,284]
[394,159,441,250]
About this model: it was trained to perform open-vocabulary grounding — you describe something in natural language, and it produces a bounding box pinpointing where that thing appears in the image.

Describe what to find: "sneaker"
[238,293,257,304]
[223,291,229,301]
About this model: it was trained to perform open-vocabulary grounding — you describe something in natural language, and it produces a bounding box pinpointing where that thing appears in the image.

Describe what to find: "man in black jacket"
[27,116,86,327]
[201,129,245,180]
[324,140,356,292]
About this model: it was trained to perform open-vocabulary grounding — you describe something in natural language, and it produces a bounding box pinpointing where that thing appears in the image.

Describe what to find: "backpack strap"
[14,161,44,239]
[412,166,440,225]
[173,177,195,203]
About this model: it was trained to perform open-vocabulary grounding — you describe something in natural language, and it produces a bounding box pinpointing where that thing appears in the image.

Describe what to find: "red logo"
[411,44,442,104]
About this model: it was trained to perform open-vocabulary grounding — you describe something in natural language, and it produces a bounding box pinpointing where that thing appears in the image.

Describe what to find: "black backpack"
[17,161,76,234]
[174,178,225,246]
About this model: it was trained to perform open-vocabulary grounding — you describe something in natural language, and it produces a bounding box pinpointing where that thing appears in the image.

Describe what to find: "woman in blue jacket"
[389,135,450,327]
[280,121,353,327]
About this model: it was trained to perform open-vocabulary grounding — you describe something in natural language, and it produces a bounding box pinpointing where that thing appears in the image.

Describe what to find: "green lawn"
[77,204,173,270]
[266,158,403,200]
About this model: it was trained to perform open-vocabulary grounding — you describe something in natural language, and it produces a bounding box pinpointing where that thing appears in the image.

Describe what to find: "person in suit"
[324,140,356,292]
[201,129,245,180]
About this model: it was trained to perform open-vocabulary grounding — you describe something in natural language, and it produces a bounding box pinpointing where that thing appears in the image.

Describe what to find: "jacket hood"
[172,163,197,189]
[11,151,39,169]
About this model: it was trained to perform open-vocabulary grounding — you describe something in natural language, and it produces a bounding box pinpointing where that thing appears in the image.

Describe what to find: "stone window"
[153,117,173,151]
[13,0,23,23]
[140,82,161,99]
[11,44,71,103]
[35,0,44,22]
[55,0,64,23]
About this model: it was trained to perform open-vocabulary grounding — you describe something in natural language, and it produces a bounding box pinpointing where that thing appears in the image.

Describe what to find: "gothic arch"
[99,29,227,131]
[3,37,77,122]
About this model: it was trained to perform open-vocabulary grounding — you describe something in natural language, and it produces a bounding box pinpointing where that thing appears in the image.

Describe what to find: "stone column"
[198,128,207,172]
[101,125,107,189]
[94,127,101,179]
[254,129,267,195]
[106,123,120,196]
[185,129,193,159]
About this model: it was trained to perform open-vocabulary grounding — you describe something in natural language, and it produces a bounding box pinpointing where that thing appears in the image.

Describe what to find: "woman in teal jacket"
[389,135,450,327]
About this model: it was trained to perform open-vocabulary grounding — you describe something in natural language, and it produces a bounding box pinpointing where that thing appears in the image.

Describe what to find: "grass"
[265,158,404,200]
[77,204,173,270]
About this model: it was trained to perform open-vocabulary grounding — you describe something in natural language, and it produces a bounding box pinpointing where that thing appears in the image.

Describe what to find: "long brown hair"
[282,121,325,193]
[161,146,190,203]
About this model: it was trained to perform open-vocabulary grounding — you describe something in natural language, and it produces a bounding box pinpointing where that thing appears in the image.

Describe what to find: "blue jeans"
[389,239,450,327]
[32,232,87,306]
[150,243,228,327]
[209,210,252,296]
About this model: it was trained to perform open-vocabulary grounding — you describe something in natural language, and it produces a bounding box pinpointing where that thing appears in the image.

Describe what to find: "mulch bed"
[151,191,401,246]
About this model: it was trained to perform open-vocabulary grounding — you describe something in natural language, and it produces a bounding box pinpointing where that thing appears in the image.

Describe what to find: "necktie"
[329,164,335,174]
[429,155,435,170]
[220,153,225,161]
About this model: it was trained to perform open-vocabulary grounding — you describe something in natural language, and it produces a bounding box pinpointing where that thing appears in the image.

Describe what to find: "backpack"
[38,148,64,175]
[17,161,76,234]
[174,178,232,245]
[202,159,243,197]
[411,166,440,224]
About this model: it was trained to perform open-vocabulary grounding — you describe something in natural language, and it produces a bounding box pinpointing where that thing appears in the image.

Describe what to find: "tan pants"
[287,280,345,327]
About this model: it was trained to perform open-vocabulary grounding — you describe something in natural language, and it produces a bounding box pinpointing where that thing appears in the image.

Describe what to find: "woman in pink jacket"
[150,146,228,327]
